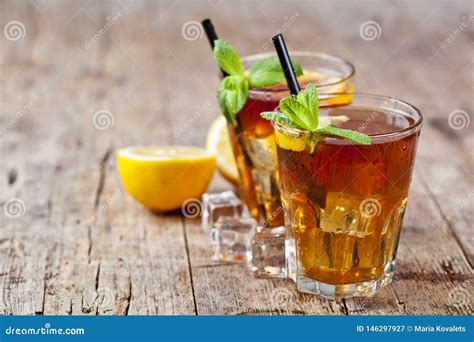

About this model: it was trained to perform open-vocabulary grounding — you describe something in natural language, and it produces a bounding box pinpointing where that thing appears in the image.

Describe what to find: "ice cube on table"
[202,191,243,232]
[211,217,257,263]
[285,237,296,282]
[248,226,287,278]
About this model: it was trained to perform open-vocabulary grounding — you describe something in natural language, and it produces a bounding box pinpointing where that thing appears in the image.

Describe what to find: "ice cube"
[285,237,296,282]
[320,192,363,237]
[245,135,277,172]
[202,191,243,232]
[320,192,383,238]
[248,226,287,278]
[211,217,256,263]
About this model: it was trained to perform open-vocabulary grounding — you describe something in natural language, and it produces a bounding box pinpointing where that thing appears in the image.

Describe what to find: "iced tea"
[274,94,422,299]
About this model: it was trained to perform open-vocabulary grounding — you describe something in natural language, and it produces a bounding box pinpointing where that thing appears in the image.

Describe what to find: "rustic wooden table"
[1,0,472,315]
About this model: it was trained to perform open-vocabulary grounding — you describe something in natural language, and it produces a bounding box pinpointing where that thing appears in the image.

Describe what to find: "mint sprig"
[260,84,372,151]
[213,39,303,125]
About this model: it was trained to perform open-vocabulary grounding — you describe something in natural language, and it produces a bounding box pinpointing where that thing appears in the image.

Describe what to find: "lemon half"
[117,146,215,212]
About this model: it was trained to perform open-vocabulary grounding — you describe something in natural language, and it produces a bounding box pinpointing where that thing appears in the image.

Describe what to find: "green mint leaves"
[213,39,303,125]
[213,40,371,148]
[261,84,372,149]
[214,41,247,124]
[260,111,296,128]
[315,125,371,145]
[213,40,245,77]
[217,76,248,125]
[248,57,303,88]
[261,84,321,131]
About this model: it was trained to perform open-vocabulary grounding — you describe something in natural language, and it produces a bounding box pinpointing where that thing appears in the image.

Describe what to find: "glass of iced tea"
[273,94,422,299]
[228,52,355,228]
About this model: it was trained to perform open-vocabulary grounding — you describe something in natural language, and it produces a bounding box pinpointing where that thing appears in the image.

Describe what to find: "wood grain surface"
[0,0,472,315]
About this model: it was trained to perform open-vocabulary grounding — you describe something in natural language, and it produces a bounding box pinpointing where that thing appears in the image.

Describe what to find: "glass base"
[297,261,395,300]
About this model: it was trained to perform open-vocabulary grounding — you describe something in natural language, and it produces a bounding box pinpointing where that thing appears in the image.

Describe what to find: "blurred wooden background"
[0,0,472,315]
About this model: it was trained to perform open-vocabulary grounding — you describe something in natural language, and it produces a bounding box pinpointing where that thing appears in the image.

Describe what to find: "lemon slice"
[275,130,306,152]
[275,116,350,152]
[116,146,215,212]
[206,116,239,185]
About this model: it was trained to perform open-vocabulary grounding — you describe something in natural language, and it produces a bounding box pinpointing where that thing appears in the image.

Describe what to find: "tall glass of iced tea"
[273,94,422,299]
[229,52,355,228]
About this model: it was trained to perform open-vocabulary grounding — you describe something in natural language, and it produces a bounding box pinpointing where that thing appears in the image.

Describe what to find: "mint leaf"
[248,57,303,88]
[315,125,372,145]
[280,97,318,131]
[217,75,249,125]
[296,83,319,125]
[260,111,296,128]
[213,40,245,76]
[268,84,319,132]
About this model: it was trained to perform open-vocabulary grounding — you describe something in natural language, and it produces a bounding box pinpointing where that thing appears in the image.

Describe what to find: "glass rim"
[241,51,356,92]
[273,93,423,141]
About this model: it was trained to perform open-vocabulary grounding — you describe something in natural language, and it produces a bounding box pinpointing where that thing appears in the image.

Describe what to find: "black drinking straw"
[201,18,228,77]
[201,19,218,49]
[272,34,301,96]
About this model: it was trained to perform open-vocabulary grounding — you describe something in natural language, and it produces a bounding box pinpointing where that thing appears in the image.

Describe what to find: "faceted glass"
[274,94,422,299]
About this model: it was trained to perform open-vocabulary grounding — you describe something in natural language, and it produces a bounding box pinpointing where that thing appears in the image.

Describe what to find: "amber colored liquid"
[229,71,353,227]
[277,108,420,284]
[228,96,282,226]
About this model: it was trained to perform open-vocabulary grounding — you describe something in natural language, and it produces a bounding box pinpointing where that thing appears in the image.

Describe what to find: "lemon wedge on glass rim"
[116,146,215,212]
[206,116,239,185]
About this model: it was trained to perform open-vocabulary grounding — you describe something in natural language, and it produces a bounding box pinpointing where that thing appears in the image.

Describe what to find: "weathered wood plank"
[82,1,196,315]
[183,217,348,315]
